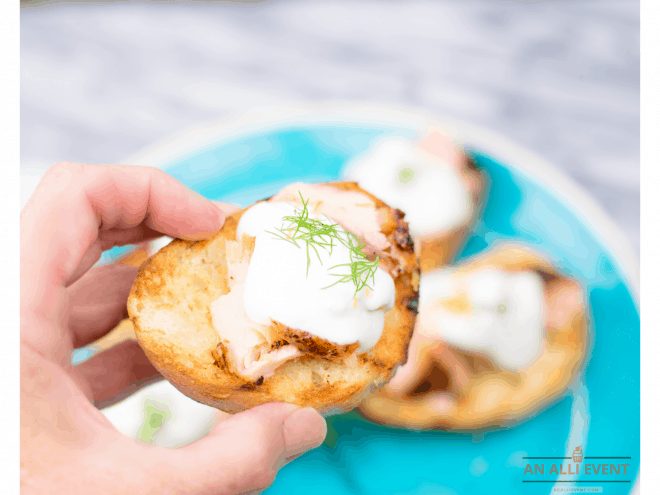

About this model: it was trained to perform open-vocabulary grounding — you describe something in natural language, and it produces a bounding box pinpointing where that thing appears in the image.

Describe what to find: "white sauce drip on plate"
[419,267,545,370]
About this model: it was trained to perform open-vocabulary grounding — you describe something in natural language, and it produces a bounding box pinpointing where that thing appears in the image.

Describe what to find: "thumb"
[163,403,326,494]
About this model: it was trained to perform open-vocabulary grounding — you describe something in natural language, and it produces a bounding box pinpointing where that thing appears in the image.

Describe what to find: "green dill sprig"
[269,192,380,294]
[267,193,340,274]
[398,166,415,184]
[137,400,170,444]
[323,228,379,293]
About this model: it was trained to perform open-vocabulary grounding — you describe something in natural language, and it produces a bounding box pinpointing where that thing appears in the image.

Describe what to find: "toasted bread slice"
[128,182,419,414]
[359,244,588,430]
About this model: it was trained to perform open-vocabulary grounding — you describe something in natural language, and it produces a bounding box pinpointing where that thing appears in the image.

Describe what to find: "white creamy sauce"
[210,271,302,379]
[102,381,218,448]
[419,267,545,371]
[343,137,472,238]
[150,235,173,253]
[237,201,395,352]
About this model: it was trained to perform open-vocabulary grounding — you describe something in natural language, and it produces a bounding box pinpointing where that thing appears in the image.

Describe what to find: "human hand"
[21,163,327,494]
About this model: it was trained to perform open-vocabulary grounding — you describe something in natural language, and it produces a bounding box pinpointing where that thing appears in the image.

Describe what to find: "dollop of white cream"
[102,381,218,448]
[418,267,545,370]
[150,236,173,253]
[237,201,395,352]
[343,138,473,238]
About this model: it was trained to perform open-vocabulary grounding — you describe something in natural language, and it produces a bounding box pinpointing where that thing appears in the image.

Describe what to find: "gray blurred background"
[21,0,640,249]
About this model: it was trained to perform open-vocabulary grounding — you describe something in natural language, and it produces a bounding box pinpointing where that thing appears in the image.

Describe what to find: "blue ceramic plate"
[105,106,639,494]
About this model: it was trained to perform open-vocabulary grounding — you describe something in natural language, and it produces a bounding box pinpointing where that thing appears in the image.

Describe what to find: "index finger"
[21,162,224,297]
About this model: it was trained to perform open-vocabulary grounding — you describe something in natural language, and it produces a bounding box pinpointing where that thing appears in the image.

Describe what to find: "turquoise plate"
[101,109,639,494]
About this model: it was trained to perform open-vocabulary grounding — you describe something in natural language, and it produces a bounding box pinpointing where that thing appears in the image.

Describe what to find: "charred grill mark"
[389,265,404,278]
[239,375,264,390]
[272,321,359,361]
[211,348,221,365]
[405,295,419,314]
[211,345,228,369]
[393,213,415,251]
[291,332,338,357]
[270,339,289,350]
[394,228,414,250]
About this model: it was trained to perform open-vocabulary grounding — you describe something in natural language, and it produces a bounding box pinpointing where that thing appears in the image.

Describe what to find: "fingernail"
[181,203,226,240]
[282,407,327,458]
[208,202,226,227]
[213,201,241,215]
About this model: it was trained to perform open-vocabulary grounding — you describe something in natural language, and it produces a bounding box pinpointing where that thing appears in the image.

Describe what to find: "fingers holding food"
[74,339,161,408]
[68,263,138,347]
[88,203,241,356]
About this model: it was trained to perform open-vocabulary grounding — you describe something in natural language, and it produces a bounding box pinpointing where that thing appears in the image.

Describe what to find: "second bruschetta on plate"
[343,130,487,272]
[359,244,588,430]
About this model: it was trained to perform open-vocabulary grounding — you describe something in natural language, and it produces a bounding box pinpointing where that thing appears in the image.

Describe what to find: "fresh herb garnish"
[398,166,415,184]
[268,193,340,274]
[269,193,380,293]
[137,400,170,444]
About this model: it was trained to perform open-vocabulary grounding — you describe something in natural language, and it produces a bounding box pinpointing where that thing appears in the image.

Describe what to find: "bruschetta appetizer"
[359,244,588,430]
[128,182,419,413]
[343,130,487,272]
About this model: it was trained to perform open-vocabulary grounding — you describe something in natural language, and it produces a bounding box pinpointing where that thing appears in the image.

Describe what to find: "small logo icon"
[572,446,583,463]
